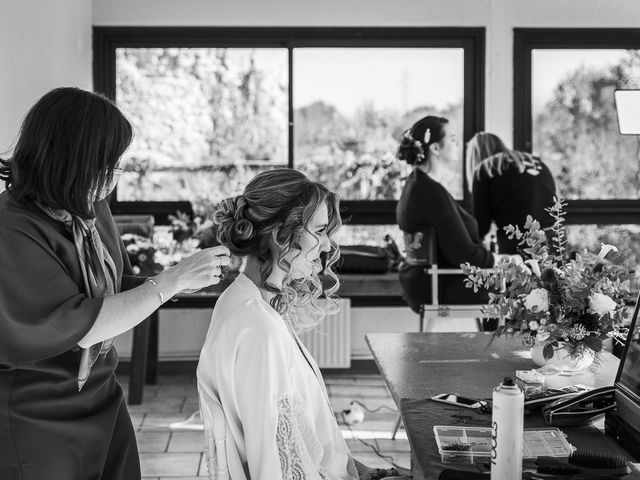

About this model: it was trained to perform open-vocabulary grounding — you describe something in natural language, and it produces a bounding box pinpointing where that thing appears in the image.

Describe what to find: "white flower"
[126,244,140,254]
[523,288,549,312]
[424,128,431,143]
[529,320,539,331]
[132,266,141,275]
[536,331,551,342]
[524,259,541,278]
[589,292,617,317]
[595,243,618,265]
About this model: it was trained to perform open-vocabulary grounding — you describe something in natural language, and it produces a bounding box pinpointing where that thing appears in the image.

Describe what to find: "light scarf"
[39,204,118,391]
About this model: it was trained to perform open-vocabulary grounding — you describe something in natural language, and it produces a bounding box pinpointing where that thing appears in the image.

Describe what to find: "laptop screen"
[616,293,640,402]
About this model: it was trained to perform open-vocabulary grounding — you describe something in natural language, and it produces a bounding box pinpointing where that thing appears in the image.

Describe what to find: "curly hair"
[214,168,342,332]
[396,115,448,168]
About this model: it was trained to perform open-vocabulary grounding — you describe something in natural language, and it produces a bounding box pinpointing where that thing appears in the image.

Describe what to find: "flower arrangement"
[462,198,634,361]
[121,233,165,276]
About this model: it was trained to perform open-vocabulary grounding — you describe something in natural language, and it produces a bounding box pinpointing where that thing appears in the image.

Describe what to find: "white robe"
[197,273,358,480]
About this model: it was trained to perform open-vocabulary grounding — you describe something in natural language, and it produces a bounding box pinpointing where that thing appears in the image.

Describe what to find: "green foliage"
[534,52,640,200]
[463,199,634,359]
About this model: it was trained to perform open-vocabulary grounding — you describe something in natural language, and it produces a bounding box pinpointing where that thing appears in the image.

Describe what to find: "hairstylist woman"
[0,87,230,480]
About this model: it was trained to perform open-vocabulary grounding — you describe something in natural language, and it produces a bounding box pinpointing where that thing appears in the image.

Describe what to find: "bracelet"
[146,278,165,304]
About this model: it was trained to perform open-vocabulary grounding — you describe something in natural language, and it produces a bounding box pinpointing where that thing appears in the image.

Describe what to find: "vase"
[530,342,595,371]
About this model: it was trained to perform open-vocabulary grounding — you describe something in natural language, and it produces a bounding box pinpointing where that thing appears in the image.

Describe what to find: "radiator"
[298,298,351,368]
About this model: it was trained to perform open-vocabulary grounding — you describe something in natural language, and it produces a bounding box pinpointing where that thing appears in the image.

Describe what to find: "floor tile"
[167,432,206,452]
[142,413,201,430]
[140,453,201,477]
[129,396,186,415]
[137,431,171,453]
[329,384,392,398]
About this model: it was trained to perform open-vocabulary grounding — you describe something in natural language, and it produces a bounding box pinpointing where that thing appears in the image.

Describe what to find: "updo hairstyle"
[214,169,342,330]
[396,115,449,168]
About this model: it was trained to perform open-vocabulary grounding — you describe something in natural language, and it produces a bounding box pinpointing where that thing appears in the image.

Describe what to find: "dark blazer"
[0,193,142,480]
[472,156,557,254]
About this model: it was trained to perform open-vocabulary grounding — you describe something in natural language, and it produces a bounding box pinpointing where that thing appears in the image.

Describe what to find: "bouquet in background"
[463,198,634,361]
[121,233,164,276]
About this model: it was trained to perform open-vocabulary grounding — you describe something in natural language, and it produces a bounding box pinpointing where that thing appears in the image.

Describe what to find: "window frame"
[513,28,640,225]
[94,26,485,225]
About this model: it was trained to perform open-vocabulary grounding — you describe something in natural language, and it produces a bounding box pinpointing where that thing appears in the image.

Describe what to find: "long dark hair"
[396,115,449,169]
[0,87,133,217]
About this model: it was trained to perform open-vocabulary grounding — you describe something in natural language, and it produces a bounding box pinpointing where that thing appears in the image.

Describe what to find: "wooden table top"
[366,332,639,480]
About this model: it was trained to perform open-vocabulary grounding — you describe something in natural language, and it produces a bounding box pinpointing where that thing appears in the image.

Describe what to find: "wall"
[0,0,92,194]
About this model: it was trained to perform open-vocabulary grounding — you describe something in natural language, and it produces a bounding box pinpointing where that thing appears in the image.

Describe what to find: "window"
[293,48,464,200]
[95,27,485,234]
[531,48,640,200]
[116,47,288,206]
[514,29,640,273]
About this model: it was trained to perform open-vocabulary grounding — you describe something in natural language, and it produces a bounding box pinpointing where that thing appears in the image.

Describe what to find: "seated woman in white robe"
[197,169,399,480]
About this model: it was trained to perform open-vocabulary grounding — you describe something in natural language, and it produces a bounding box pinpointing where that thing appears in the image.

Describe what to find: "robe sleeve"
[0,218,103,363]
[232,300,328,480]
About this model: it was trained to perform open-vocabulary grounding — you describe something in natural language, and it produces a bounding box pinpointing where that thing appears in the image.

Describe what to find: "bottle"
[490,377,524,480]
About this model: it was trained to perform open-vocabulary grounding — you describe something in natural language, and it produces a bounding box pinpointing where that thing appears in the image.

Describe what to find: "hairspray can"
[491,377,524,480]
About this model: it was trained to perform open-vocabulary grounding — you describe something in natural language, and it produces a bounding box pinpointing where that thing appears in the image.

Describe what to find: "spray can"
[491,377,524,480]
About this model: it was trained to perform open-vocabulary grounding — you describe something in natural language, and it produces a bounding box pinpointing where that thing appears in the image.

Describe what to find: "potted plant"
[463,198,634,371]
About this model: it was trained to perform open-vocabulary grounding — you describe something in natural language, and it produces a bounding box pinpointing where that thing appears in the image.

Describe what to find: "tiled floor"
[119,372,411,479]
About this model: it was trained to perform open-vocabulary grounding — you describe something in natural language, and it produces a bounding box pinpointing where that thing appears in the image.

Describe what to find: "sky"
[293,48,464,117]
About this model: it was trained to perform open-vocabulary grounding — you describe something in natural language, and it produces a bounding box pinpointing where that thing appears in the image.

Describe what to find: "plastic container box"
[433,426,573,464]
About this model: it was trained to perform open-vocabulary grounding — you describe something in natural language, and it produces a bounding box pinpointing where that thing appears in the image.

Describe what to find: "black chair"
[403,226,490,332]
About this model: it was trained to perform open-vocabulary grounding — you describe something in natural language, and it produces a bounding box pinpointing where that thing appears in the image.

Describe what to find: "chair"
[403,227,489,332]
[198,382,231,480]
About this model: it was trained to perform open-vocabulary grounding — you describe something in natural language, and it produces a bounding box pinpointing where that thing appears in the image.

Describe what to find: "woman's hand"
[157,246,231,294]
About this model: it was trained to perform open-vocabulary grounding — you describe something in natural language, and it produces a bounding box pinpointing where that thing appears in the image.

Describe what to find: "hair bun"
[233,218,254,242]
[396,130,425,166]
[214,195,257,254]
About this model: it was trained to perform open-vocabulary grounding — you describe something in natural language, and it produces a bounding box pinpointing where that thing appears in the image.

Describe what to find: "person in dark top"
[0,87,231,480]
[396,116,512,313]
[467,132,557,254]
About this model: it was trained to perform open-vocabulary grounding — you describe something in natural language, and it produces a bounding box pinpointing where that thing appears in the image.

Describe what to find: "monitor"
[608,292,640,458]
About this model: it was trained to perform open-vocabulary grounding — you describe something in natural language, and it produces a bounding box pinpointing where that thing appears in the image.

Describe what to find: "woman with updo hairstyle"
[197,169,402,480]
[466,132,557,254]
[396,115,502,314]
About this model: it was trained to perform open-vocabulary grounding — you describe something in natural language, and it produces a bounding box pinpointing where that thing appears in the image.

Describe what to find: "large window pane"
[294,48,465,200]
[532,49,640,199]
[566,225,640,292]
[115,47,288,203]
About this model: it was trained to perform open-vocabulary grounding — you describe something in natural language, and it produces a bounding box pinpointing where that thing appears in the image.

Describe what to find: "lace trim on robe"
[276,394,328,480]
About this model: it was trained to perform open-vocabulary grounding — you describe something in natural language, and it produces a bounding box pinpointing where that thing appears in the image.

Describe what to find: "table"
[366,332,640,480]
[127,272,405,404]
